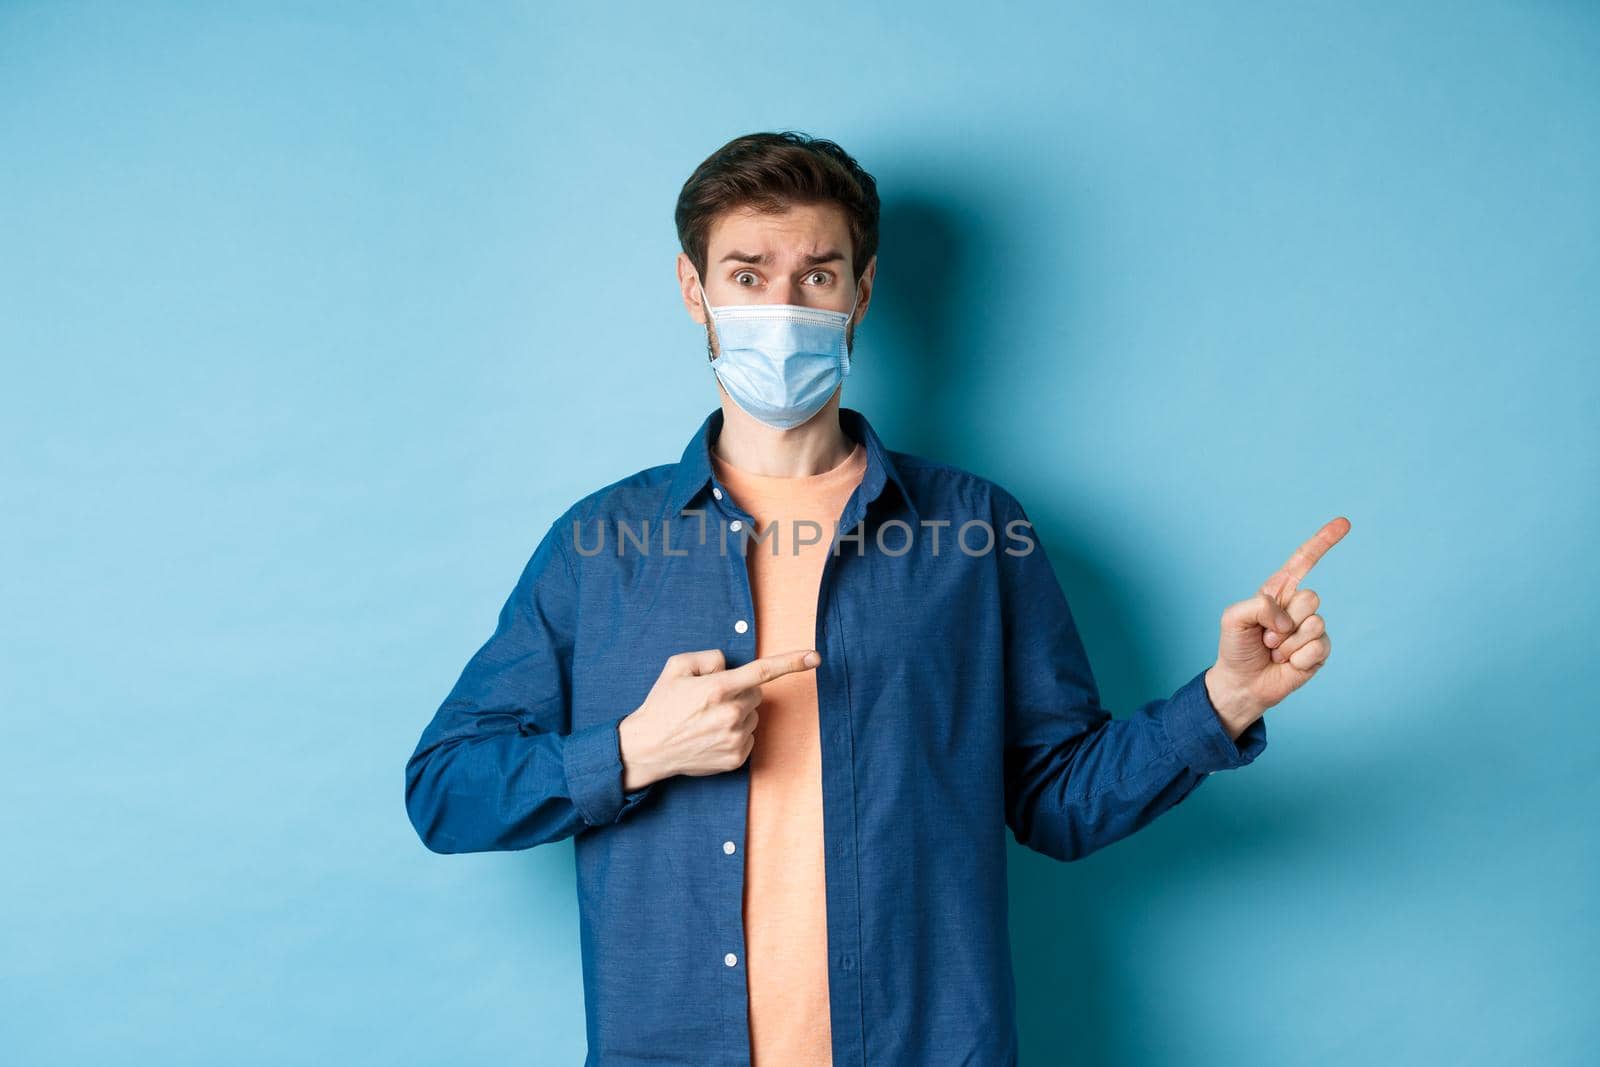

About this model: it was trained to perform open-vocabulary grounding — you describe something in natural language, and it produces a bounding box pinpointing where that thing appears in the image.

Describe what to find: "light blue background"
[3,2,1596,1064]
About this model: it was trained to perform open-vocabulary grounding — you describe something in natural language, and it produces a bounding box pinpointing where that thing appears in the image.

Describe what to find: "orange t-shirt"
[710,437,867,1067]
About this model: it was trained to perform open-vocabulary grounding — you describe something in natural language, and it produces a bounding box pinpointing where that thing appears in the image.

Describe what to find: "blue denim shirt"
[405,405,1267,1066]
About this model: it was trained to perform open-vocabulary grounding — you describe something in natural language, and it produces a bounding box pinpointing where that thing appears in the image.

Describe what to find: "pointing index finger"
[1260,516,1351,606]
[718,649,821,693]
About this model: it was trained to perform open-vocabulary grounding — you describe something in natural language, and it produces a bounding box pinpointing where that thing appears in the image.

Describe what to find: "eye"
[805,270,833,286]
[734,270,758,286]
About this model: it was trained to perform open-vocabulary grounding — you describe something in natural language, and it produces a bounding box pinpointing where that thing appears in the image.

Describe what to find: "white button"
[734,619,748,634]
[712,486,723,500]
[724,952,738,967]
[723,840,736,854]
[729,519,742,532]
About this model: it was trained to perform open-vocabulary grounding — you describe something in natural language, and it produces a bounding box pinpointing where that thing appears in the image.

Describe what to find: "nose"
[771,278,801,305]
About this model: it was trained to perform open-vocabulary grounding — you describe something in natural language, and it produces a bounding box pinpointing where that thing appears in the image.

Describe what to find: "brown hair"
[675,131,881,285]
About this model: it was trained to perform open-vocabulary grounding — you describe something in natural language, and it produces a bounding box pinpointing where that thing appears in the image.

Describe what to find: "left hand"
[1204,516,1351,738]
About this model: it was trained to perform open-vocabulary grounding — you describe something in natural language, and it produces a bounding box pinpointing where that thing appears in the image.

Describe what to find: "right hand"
[616,648,821,791]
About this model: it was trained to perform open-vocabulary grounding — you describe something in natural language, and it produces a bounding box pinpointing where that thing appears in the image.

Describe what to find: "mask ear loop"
[697,279,723,369]
[840,278,862,375]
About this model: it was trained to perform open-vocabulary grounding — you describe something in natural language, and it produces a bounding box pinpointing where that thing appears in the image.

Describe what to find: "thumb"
[1223,592,1294,635]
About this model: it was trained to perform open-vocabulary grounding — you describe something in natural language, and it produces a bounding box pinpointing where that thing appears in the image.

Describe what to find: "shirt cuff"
[1162,667,1268,773]
[563,718,654,826]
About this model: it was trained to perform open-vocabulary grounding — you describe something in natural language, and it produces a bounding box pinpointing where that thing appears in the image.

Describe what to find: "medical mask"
[696,278,861,430]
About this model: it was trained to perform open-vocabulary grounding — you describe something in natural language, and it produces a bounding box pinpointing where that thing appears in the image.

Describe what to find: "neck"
[713,394,854,477]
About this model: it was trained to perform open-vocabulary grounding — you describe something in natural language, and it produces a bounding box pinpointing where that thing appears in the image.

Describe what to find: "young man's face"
[679,200,876,360]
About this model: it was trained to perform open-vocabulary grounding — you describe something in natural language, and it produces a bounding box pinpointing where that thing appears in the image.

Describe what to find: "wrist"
[1204,665,1263,741]
[617,710,667,792]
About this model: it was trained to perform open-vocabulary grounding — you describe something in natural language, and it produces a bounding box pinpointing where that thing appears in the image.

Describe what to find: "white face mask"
[697,277,861,430]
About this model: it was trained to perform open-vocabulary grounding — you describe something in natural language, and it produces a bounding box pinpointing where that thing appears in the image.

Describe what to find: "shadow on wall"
[859,192,974,464]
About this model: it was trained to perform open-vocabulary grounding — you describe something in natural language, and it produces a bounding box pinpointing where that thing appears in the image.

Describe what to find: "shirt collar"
[659,406,919,526]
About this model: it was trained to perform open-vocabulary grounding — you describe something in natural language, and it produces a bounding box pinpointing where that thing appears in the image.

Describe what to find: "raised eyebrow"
[718,249,847,268]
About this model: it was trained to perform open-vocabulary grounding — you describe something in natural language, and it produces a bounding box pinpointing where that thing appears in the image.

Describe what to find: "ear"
[852,254,878,319]
[677,252,708,324]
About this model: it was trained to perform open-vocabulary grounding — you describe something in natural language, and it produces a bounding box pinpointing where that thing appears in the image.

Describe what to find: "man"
[405,131,1348,1066]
